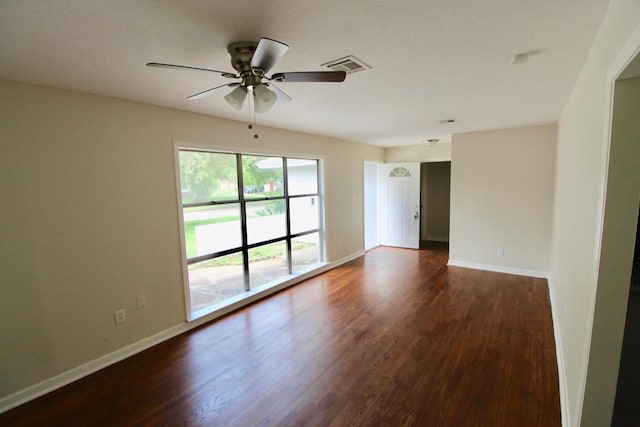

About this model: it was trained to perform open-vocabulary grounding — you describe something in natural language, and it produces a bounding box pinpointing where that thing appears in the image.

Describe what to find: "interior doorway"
[613,208,640,426]
[420,161,451,246]
[602,52,640,426]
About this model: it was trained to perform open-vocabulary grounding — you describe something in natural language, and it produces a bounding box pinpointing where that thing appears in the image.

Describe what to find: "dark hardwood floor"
[0,245,560,426]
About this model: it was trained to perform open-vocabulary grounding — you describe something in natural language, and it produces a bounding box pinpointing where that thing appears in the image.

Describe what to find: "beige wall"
[384,141,451,163]
[449,124,556,274]
[548,1,640,425]
[0,79,383,400]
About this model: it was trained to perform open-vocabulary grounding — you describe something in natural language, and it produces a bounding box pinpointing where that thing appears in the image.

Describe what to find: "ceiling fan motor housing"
[227,41,258,74]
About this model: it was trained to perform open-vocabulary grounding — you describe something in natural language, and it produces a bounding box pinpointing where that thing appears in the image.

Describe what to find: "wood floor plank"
[0,245,560,426]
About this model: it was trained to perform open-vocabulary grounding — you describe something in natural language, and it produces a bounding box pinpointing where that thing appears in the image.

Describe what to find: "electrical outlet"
[497,248,504,257]
[114,309,126,325]
[136,295,145,309]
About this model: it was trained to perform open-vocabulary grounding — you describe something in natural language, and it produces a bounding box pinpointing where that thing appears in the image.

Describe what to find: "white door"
[380,163,420,249]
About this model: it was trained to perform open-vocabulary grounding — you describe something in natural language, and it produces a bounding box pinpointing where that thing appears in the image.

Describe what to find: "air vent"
[321,55,371,74]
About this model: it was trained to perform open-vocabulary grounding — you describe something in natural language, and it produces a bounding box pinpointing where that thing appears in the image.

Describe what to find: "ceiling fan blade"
[147,62,237,78]
[250,38,289,74]
[271,71,346,83]
[188,83,239,100]
[264,82,292,103]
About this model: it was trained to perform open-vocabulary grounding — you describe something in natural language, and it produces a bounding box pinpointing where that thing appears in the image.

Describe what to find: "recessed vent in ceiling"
[321,55,371,74]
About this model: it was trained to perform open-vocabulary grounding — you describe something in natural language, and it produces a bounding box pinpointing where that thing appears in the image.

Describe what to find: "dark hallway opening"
[613,208,640,426]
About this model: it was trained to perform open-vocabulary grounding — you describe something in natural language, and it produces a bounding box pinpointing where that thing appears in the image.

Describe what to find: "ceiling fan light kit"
[224,85,248,110]
[147,37,347,114]
[253,83,278,113]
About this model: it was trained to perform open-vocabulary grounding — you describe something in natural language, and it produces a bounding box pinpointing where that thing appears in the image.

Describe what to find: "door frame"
[578,25,640,426]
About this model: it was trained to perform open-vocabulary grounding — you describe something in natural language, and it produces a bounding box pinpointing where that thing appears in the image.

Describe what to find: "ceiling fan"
[147,38,347,113]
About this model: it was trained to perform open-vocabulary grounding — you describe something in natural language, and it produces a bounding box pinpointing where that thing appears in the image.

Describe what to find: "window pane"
[242,155,284,199]
[290,196,319,234]
[179,151,238,203]
[249,241,288,287]
[287,158,318,195]
[389,167,411,177]
[246,200,286,244]
[188,254,246,311]
[183,205,242,258]
[292,233,321,273]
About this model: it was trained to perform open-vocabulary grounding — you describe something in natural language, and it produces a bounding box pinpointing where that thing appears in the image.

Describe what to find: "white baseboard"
[0,323,191,414]
[364,240,379,251]
[447,259,548,279]
[547,276,570,427]
[0,250,365,414]
[333,251,365,266]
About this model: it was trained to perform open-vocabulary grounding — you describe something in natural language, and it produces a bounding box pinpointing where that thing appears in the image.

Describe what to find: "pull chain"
[247,88,259,140]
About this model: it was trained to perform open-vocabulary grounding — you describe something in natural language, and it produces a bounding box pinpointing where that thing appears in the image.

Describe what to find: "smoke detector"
[322,55,371,74]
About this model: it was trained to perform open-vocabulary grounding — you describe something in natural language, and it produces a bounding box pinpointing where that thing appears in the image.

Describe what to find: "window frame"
[174,144,326,321]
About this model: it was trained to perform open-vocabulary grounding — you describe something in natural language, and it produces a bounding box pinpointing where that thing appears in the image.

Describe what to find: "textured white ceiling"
[0,0,610,147]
